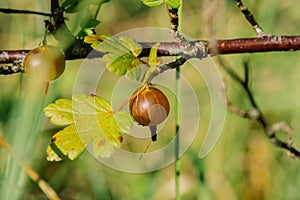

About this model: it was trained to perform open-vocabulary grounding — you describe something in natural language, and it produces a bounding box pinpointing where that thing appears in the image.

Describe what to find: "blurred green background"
[1,0,300,199]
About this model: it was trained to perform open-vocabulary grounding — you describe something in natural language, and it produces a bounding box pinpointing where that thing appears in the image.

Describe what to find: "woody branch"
[1,35,300,62]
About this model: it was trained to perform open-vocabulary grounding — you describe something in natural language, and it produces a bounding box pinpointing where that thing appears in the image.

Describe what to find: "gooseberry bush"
[2,0,300,199]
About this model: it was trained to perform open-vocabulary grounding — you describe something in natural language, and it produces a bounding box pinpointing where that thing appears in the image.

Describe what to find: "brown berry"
[130,84,170,126]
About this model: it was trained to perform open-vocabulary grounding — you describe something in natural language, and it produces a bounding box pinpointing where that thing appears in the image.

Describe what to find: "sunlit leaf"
[47,125,86,161]
[44,94,132,161]
[44,98,73,126]
[141,0,164,7]
[46,146,62,162]
[166,0,181,8]
[92,35,142,80]
[96,35,128,53]
[141,0,180,8]
[142,43,160,82]
[119,36,142,57]
[102,53,131,76]
[84,35,103,48]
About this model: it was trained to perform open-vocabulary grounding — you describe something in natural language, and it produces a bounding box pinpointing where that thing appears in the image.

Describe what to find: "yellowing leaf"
[44,98,74,126]
[84,35,104,48]
[46,145,62,161]
[149,42,160,66]
[91,135,117,158]
[96,111,123,145]
[44,94,132,161]
[47,125,86,161]
[142,43,161,83]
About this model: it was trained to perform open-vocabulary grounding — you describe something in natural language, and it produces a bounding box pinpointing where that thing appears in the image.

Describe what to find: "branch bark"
[1,35,300,64]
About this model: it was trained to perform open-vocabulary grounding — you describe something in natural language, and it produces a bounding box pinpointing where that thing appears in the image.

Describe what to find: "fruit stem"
[42,28,48,46]
[115,84,147,112]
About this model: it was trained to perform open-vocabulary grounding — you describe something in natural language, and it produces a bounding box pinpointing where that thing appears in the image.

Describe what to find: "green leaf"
[62,0,109,13]
[119,36,142,57]
[141,0,180,8]
[61,0,79,13]
[80,15,101,29]
[95,35,142,80]
[44,94,132,161]
[127,62,141,81]
[61,0,109,35]
[166,0,181,8]
[96,35,130,54]
[86,0,109,5]
[141,0,164,7]
[61,0,78,8]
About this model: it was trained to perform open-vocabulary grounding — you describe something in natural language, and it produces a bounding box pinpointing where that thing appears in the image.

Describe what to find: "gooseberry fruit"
[129,84,170,126]
[23,45,65,82]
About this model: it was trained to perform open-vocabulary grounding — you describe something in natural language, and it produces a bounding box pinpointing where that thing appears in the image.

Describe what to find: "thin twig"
[236,0,269,37]
[0,8,52,17]
[220,59,300,159]
[167,5,208,59]
[167,7,179,32]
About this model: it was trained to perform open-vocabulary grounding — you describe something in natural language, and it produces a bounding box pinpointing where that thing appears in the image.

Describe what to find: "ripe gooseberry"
[23,45,65,82]
[129,84,170,127]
